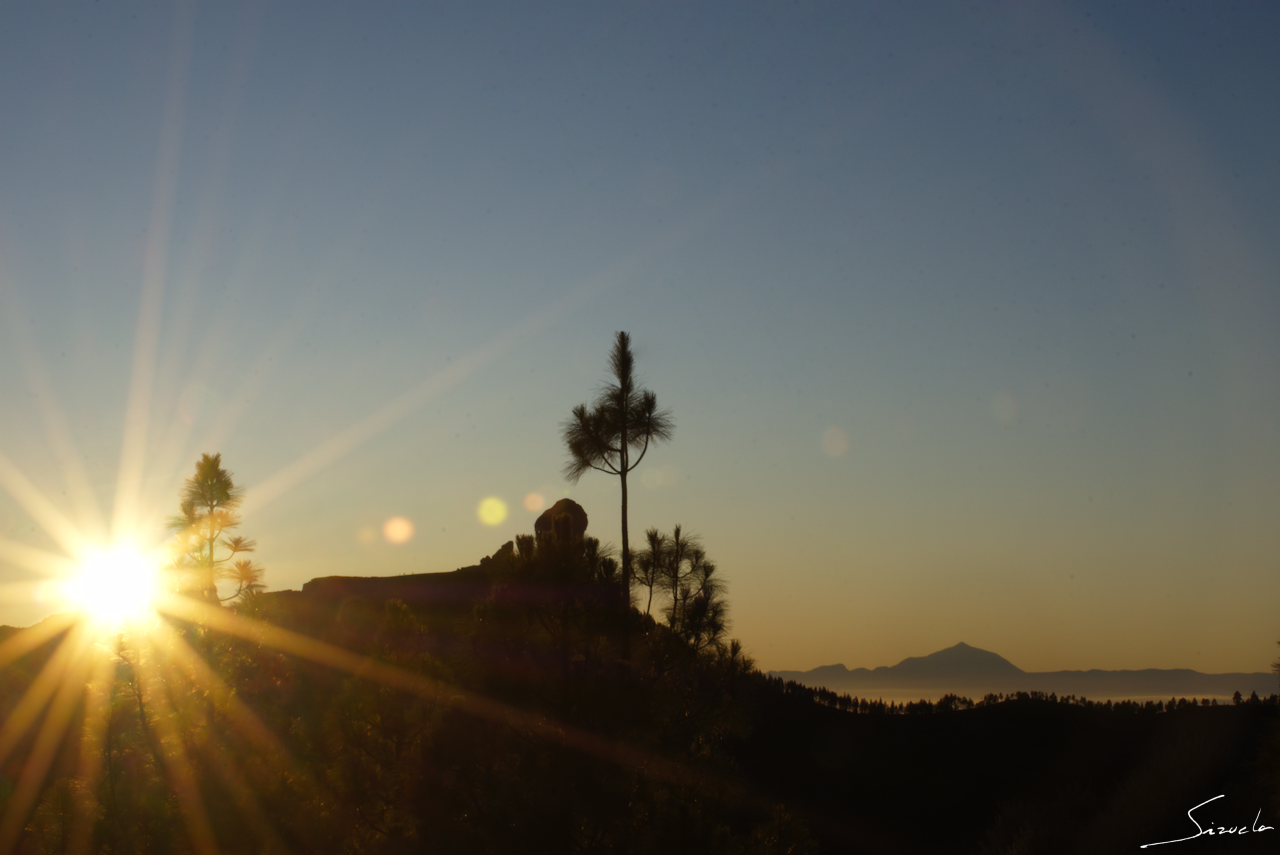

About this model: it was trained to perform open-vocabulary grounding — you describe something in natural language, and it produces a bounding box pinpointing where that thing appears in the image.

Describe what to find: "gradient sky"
[1,2,1278,675]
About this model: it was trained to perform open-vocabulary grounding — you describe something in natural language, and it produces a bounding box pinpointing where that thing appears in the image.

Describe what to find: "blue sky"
[1,2,1278,674]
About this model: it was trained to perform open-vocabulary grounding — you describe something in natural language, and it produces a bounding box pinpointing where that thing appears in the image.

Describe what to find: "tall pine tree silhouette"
[561,332,674,612]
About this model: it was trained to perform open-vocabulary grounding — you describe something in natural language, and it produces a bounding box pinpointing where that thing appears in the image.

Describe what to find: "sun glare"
[63,544,162,626]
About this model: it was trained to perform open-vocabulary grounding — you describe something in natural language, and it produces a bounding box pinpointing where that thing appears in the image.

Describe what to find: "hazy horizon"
[790,645,1276,674]
[2,2,1278,676]
[774,639,1277,676]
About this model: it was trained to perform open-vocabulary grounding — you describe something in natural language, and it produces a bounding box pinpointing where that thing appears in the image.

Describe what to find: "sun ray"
[0,453,89,558]
[142,617,333,827]
[1,290,108,541]
[135,631,221,855]
[188,721,291,853]
[152,318,304,518]
[243,292,581,517]
[136,250,614,605]
[150,618,312,783]
[0,584,762,853]
[124,622,302,853]
[0,505,752,855]
[0,538,76,578]
[112,614,322,849]
[157,596,723,790]
[0,545,77,622]
[0,613,76,671]
[0,623,92,769]
[0,583,78,624]
[68,650,122,855]
[0,635,98,854]
[111,2,194,543]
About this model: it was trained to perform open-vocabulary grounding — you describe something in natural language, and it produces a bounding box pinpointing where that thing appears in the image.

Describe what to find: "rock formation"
[534,498,588,541]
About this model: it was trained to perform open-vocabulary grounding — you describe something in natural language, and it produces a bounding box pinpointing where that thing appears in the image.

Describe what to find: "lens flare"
[477,497,508,526]
[523,492,545,512]
[382,516,414,544]
[821,426,849,457]
[993,391,1019,424]
[641,464,681,488]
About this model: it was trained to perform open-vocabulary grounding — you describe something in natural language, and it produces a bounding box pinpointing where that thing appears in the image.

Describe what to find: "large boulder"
[534,498,589,541]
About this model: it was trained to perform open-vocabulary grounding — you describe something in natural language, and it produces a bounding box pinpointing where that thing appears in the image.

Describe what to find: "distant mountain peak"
[891,642,1024,678]
[769,642,1276,699]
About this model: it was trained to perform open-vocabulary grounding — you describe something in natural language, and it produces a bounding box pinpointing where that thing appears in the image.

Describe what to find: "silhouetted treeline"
[773,677,1280,715]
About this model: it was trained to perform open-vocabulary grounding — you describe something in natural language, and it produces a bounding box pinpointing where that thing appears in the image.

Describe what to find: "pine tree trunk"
[619,465,631,660]
[620,468,629,591]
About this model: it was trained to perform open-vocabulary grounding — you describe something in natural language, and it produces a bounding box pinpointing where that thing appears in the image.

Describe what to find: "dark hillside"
[734,686,1279,853]
[251,570,1280,854]
[6,562,1279,853]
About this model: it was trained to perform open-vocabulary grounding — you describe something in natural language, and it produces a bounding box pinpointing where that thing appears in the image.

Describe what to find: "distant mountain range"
[770,642,1278,701]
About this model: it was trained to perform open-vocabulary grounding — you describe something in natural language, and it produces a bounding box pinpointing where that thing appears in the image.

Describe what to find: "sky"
[1,1,1278,675]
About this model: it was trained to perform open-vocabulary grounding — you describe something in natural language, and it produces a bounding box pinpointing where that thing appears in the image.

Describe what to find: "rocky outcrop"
[534,498,588,541]
[283,503,590,612]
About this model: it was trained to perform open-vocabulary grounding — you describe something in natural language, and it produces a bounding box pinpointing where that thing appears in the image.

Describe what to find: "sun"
[62,543,164,627]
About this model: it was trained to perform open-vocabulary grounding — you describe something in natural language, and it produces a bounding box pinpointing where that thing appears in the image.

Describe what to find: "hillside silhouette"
[6,546,1280,854]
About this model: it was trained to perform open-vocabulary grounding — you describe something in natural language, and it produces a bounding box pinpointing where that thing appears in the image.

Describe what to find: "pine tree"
[561,333,674,604]
[167,453,265,605]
